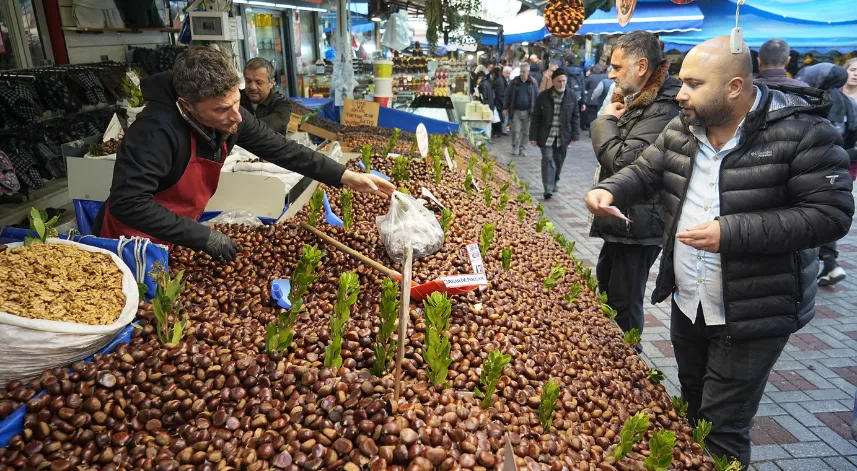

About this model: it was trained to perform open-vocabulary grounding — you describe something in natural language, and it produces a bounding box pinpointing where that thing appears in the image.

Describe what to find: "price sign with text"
[341,98,380,126]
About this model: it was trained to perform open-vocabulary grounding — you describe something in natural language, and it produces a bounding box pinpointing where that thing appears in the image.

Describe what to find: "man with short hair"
[530,68,580,199]
[754,38,807,88]
[240,58,292,134]
[95,47,394,260]
[498,66,512,134]
[504,63,539,157]
[590,30,681,345]
[585,36,854,468]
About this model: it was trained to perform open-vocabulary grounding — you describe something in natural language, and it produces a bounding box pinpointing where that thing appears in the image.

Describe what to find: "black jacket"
[478,77,495,111]
[240,89,292,134]
[94,72,346,250]
[529,88,581,147]
[493,76,508,111]
[596,84,854,339]
[584,73,609,106]
[590,68,681,245]
[504,76,539,113]
[754,69,808,88]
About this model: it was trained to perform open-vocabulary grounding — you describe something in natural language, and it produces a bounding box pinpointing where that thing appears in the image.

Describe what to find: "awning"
[661,0,857,54]
[577,1,703,35]
[322,13,376,34]
[478,1,703,45]
[729,0,857,24]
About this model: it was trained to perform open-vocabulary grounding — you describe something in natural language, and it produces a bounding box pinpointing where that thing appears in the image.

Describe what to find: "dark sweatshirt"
[94,71,346,249]
[239,89,292,134]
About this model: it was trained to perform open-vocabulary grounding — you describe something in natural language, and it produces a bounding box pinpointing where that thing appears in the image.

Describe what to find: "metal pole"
[392,242,413,403]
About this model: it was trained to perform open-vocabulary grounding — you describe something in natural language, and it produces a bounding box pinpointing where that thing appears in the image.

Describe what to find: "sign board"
[341,98,380,126]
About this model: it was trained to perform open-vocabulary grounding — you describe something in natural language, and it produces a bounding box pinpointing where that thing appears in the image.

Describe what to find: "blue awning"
[322,14,375,34]
[478,1,703,45]
[728,0,857,24]
[577,1,703,35]
[661,0,857,54]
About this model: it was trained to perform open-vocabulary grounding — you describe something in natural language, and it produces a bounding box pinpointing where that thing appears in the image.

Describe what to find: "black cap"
[552,68,567,80]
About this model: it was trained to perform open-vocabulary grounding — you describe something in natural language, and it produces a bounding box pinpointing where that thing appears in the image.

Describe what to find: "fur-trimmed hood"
[612,61,678,110]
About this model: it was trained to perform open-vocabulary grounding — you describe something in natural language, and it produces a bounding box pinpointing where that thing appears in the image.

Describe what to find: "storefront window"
[0,2,20,70]
[243,8,287,94]
[18,0,44,66]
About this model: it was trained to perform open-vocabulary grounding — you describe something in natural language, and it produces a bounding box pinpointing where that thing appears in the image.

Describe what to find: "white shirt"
[673,87,762,325]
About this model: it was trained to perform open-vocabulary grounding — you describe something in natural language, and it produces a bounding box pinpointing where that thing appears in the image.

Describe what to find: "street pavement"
[489,133,857,471]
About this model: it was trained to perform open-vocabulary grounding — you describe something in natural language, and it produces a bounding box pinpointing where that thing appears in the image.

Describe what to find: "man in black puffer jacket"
[590,31,681,344]
[586,37,854,468]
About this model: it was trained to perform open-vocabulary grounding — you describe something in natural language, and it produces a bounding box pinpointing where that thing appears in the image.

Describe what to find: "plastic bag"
[320,141,344,164]
[289,132,317,150]
[376,191,444,264]
[0,239,139,387]
[204,211,263,227]
[381,10,410,51]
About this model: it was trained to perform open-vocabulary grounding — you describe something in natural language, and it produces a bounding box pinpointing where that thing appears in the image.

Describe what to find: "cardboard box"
[299,121,338,141]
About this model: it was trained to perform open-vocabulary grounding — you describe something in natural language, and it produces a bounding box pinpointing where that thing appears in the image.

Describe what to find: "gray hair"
[173,47,240,103]
[613,30,664,71]
[244,57,275,82]
[758,38,791,68]
[520,63,531,72]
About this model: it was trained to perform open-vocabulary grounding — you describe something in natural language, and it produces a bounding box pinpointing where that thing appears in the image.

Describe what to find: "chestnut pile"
[0,141,713,471]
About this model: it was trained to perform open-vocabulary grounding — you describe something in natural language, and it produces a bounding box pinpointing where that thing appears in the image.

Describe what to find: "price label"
[416,123,428,158]
[467,170,480,192]
[126,71,140,87]
[420,187,445,209]
[341,98,380,126]
[443,148,454,169]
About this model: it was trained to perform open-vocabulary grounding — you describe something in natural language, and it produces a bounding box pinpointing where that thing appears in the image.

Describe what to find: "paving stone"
[753,417,799,445]
[819,357,857,368]
[823,349,857,358]
[801,401,851,414]
[773,415,820,442]
[775,458,834,470]
[751,445,792,461]
[822,457,857,471]
[767,391,813,403]
[809,426,857,456]
[781,442,839,458]
[781,403,826,427]
[751,463,783,471]
[807,389,851,401]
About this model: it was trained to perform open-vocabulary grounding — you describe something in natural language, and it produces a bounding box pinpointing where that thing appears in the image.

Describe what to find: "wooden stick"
[300,222,401,279]
[393,242,413,402]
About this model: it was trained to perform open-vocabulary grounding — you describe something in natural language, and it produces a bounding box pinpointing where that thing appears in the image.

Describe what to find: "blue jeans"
[540,139,566,195]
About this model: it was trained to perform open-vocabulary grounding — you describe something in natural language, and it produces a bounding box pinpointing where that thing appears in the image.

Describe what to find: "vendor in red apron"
[94,47,394,262]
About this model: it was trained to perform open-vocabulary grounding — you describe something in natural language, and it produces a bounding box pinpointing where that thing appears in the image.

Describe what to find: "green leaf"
[611,412,650,460]
[170,316,186,344]
[28,208,46,241]
[479,224,494,257]
[624,328,641,347]
[137,282,148,299]
[671,396,688,418]
[501,248,512,271]
[265,322,279,353]
[23,236,40,246]
[693,418,712,447]
[152,298,166,325]
[539,379,560,433]
[647,369,665,384]
[643,430,675,471]
[543,265,566,291]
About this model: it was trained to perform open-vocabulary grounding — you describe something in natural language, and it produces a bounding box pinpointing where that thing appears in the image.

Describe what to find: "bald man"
[585,36,854,467]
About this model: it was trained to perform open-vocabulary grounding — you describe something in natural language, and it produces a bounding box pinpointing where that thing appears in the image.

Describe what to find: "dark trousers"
[670,301,789,468]
[820,241,838,260]
[596,242,661,336]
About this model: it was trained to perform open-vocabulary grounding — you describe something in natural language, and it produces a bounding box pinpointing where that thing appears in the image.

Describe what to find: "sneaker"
[819,266,846,286]
[543,193,552,200]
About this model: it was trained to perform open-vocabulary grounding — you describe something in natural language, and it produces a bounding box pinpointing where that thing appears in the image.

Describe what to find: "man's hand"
[604,102,627,120]
[530,140,538,147]
[581,104,587,112]
[341,170,396,198]
[204,230,238,263]
[503,110,508,118]
[584,189,615,216]
[677,221,720,253]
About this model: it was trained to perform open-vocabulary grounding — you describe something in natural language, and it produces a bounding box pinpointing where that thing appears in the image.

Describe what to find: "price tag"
[416,123,429,158]
[421,187,445,209]
[502,435,519,471]
[388,153,401,158]
[443,148,454,169]
[464,242,485,275]
[440,273,488,288]
[468,170,481,192]
[126,71,140,87]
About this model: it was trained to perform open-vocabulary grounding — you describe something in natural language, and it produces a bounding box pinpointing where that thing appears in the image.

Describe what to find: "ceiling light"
[371,16,382,21]
[521,41,529,46]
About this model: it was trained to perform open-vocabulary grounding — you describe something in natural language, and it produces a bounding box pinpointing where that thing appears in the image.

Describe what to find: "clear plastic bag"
[320,141,344,164]
[204,211,263,227]
[376,191,444,264]
[381,10,410,51]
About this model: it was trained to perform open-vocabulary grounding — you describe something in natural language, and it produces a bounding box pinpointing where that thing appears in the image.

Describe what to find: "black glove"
[203,230,237,262]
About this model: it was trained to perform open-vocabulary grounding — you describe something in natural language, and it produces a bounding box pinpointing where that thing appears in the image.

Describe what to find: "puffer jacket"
[590,62,681,245]
[596,84,854,340]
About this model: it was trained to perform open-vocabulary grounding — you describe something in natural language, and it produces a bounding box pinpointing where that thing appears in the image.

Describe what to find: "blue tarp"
[662,0,857,53]
[320,99,460,134]
[322,14,375,34]
[479,0,703,45]
[729,0,857,24]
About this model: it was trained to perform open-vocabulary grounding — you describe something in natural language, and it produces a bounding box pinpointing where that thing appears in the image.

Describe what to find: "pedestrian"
[584,36,854,468]
[799,62,857,286]
[842,57,857,102]
[753,38,808,88]
[582,63,610,130]
[495,67,511,135]
[597,81,616,117]
[504,63,539,157]
[476,71,495,124]
[240,58,292,134]
[490,68,504,138]
[529,56,543,94]
[589,30,681,343]
[529,68,580,199]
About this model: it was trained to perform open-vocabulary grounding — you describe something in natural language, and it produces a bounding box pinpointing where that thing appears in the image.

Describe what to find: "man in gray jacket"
[589,31,681,342]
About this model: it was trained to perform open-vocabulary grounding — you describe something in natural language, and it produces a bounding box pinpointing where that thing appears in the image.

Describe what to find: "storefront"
[0,0,50,70]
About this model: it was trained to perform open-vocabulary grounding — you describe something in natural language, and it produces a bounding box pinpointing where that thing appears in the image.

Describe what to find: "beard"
[679,94,732,128]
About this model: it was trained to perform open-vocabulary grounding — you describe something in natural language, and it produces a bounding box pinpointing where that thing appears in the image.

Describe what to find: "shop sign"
[341,98,380,126]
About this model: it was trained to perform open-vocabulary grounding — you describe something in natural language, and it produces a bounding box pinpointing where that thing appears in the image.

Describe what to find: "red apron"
[100,134,225,245]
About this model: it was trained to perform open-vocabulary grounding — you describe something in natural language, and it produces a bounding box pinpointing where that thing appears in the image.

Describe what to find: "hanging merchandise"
[616,0,637,27]
[382,10,411,52]
[332,33,358,107]
[71,0,125,29]
[114,0,166,28]
[544,0,585,39]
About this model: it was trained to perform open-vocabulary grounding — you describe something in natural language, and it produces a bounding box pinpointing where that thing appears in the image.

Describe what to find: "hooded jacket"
[798,63,857,168]
[589,62,681,245]
[94,71,346,250]
[239,89,292,134]
[595,84,854,339]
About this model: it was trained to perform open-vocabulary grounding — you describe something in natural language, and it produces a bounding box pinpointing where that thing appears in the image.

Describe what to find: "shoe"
[543,193,552,200]
[819,266,846,286]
